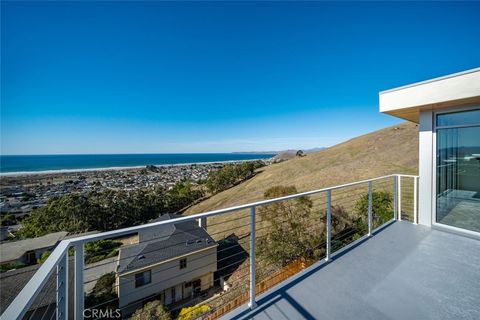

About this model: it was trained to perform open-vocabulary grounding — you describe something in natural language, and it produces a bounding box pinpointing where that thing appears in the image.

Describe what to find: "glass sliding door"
[436,109,480,233]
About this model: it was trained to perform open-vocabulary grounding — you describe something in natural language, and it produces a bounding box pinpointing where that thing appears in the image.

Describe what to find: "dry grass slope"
[184,122,419,303]
[184,122,418,243]
[187,121,419,220]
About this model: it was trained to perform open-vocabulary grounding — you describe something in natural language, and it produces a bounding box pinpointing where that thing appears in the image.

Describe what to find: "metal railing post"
[413,177,418,224]
[57,252,68,320]
[393,176,398,220]
[398,176,402,221]
[325,190,331,262]
[368,181,373,236]
[75,243,84,320]
[248,206,257,309]
[198,217,207,230]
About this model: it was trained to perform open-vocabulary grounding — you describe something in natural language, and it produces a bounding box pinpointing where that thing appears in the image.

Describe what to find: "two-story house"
[115,214,217,314]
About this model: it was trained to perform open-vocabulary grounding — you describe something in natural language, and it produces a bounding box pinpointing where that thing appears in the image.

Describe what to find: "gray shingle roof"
[0,259,74,316]
[0,231,68,263]
[117,214,216,274]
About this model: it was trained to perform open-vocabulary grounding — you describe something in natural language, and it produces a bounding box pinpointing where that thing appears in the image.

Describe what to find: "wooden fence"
[206,258,316,319]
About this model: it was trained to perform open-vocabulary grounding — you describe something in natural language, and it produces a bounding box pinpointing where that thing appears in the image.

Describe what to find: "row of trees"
[18,181,204,238]
[205,161,264,194]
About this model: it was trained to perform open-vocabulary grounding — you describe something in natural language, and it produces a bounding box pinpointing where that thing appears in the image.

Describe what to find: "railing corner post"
[325,190,332,262]
[248,206,257,310]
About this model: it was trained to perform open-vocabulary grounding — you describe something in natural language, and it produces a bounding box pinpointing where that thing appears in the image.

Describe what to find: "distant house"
[0,231,68,266]
[116,214,217,314]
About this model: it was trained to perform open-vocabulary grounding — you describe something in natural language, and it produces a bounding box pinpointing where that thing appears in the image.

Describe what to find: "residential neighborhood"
[0,163,227,218]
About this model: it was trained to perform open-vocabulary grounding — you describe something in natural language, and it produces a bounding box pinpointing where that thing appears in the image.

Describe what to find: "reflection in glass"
[436,125,480,233]
[437,109,480,127]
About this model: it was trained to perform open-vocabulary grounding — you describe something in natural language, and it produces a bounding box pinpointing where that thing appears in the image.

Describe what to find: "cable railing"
[0,174,419,320]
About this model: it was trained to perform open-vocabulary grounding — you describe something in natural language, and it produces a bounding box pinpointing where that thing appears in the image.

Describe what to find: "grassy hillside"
[188,121,418,216]
[183,121,419,249]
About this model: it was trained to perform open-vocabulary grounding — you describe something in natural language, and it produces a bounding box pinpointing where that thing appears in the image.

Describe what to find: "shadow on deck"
[223,221,480,320]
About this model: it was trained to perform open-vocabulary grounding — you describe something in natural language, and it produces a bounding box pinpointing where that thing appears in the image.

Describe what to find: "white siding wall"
[117,246,217,308]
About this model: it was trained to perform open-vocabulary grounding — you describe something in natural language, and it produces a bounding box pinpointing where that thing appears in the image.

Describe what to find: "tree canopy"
[18,181,204,238]
[130,300,171,320]
[257,185,321,267]
[206,161,264,194]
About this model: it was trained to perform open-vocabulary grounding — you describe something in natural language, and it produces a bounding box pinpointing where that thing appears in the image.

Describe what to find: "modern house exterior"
[115,214,217,314]
[380,67,480,238]
[2,69,479,320]
[219,68,480,320]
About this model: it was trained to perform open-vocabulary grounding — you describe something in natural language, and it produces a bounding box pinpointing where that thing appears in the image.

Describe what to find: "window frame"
[436,109,480,129]
[432,106,480,238]
[179,258,187,270]
[134,270,151,288]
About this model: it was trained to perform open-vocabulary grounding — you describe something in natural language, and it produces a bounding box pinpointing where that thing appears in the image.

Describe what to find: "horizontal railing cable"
[1,174,417,320]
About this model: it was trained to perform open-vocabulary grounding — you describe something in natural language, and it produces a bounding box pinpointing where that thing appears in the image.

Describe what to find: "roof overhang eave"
[379,68,480,123]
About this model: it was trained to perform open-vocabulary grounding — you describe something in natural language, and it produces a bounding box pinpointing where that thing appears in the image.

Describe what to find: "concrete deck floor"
[223,221,480,320]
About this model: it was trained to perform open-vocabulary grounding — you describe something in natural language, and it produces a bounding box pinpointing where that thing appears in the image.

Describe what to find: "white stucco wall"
[418,111,434,226]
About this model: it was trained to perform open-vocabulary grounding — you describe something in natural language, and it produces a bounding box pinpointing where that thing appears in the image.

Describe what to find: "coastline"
[0,158,272,177]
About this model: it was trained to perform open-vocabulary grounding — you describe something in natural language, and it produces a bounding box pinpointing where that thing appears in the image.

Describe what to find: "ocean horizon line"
[1,151,278,157]
[0,160,268,176]
[0,153,275,175]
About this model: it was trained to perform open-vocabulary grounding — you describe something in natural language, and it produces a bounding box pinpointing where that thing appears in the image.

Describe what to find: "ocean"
[0,153,275,174]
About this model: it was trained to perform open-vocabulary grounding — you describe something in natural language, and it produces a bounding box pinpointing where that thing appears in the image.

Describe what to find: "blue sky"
[2,1,479,155]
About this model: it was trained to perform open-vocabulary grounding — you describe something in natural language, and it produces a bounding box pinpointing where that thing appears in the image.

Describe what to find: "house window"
[436,108,480,233]
[179,258,187,269]
[135,270,151,288]
[25,251,36,265]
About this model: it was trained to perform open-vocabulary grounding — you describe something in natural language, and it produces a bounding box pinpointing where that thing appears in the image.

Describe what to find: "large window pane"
[436,126,480,232]
[437,109,480,127]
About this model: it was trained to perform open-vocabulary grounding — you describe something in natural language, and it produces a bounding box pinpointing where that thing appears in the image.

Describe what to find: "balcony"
[1,174,479,320]
[222,220,480,320]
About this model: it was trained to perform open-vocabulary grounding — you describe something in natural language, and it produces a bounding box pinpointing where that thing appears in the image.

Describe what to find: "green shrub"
[38,251,51,264]
[0,262,26,273]
[354,191,394,230]
[85,272,117,311]
[85,240,121,264]
[130,300,171,320]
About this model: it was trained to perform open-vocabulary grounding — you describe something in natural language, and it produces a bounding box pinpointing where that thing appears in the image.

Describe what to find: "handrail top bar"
[0,172,418,320]
[67,173,416,244]
[396,174,419,178]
